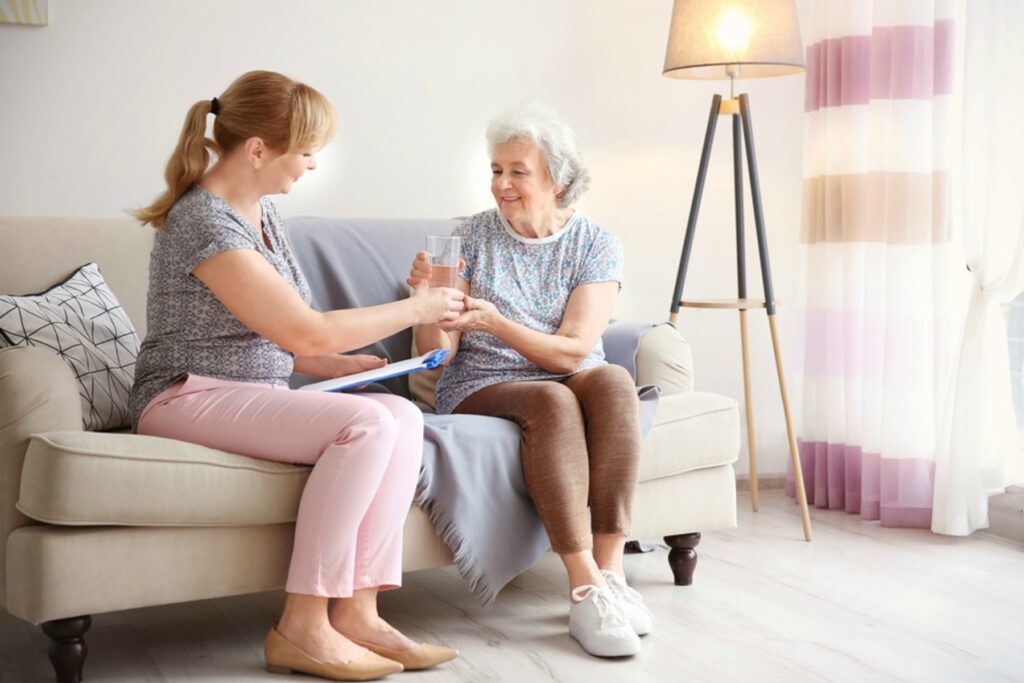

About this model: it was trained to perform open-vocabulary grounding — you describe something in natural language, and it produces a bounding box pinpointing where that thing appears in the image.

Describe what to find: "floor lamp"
[662,0,812,541]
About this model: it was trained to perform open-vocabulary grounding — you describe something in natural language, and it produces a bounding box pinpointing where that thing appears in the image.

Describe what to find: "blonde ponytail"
[135,71,335,229]
[134,99,219,227]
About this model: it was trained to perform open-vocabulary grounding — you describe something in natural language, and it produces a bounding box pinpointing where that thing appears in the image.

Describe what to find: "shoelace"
[571,585,628,628]
[602,571,653,616]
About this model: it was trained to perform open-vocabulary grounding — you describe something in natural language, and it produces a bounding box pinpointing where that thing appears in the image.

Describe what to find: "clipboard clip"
[422,349,449,369]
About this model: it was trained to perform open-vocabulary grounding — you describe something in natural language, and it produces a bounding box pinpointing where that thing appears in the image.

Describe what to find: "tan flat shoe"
[349,638,459,671]
[265,628,404,681]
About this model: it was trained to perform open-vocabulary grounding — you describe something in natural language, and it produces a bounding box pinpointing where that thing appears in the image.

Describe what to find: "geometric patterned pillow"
[0,263,140,431]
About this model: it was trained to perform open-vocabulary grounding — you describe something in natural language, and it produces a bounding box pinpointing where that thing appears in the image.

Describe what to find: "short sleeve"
[452,220,475,282]
[181,218,258,275]
[576,229,624,290]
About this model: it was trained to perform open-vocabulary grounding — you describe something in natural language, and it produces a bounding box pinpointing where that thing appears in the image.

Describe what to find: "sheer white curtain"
[794,0,957,526]
[931,0,1024,535]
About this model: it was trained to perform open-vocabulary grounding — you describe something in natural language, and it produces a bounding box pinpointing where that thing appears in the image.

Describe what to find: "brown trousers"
[454,364,642,553]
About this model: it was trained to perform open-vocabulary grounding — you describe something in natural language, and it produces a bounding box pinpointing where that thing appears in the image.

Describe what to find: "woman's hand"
[333,354,387,377]
[410,282,465,325]
[440,296,502,333]
[293,353,387,379]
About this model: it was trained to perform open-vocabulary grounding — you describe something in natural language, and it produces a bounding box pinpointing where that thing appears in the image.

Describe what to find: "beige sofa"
[0,216,739,683]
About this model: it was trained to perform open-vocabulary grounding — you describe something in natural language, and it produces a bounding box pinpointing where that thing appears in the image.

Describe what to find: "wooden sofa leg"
[664,532,701,586]
[41,615,91,683]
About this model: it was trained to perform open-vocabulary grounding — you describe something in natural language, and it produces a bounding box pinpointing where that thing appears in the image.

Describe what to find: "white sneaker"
[601,570,653,636]
[568,585,642,657]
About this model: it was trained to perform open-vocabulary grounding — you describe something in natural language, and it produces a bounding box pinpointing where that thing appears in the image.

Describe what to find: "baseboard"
[988,485,1024,544]
[735,474,786,492]
[730,480,1024,543]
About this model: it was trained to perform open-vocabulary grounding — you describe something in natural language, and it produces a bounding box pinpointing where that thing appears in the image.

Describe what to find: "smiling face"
[490,139,562,232]
[264,149,317,194]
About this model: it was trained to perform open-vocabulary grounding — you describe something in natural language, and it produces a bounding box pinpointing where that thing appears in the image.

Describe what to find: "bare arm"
[193,249,464,357]
[448,281,619,375]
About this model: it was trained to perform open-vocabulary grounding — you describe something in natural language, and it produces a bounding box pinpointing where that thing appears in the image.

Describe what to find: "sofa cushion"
[17,431,309,527]
[638,391,739,482]
[17,391,737,527]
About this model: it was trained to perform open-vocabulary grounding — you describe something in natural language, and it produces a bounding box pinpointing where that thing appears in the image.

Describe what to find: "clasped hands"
[407,251,501,333]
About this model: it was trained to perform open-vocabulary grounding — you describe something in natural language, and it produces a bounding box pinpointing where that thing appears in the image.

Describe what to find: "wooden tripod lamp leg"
[738,92,812,541]
[738,309,759,511]
[767,314,812,541]
[731,107,759,512]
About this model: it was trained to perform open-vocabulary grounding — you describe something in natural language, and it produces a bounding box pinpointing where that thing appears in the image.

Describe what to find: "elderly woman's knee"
[584,364,637,396]
[529,381,583,415]
[600,363,635,384]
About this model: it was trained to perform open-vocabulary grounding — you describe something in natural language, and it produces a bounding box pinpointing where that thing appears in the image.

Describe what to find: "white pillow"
[0,263,140,430]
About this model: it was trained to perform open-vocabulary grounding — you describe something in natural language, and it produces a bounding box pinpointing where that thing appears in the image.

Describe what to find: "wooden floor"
[2,491,1023,683]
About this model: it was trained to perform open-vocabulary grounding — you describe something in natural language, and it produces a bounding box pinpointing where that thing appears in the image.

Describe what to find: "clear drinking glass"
[425,235,461,288]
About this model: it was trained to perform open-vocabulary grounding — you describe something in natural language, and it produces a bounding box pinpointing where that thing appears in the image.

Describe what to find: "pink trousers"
[137,374,423,598]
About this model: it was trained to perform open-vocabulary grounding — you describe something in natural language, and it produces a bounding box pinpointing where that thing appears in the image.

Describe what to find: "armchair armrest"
[603,321,694,396]
[0,346,83,607]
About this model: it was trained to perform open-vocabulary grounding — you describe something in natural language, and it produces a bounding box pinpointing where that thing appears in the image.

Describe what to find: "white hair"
[485,102,590,208]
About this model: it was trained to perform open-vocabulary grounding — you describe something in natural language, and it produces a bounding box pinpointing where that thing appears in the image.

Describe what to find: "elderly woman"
[409,103,650,658]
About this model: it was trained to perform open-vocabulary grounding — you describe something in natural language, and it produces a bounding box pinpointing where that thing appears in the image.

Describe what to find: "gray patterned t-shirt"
[434,208,624,414]
[129,186,311,430]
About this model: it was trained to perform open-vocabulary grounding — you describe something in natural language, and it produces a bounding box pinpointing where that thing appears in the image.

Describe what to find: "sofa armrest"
[603,321,694,396]
[0,346,83,607]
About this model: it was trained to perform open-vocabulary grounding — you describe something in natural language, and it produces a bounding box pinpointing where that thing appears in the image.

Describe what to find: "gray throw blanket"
[284,217,661,606]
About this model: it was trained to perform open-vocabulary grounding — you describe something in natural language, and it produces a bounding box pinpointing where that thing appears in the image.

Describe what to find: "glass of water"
[425,235,461,288]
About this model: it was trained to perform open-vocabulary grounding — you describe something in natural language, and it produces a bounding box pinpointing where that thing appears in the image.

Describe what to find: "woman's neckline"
[194,185,274,251]
[498,209,579,245]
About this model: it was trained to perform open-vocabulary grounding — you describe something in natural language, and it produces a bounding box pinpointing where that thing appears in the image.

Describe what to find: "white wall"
[0,0,808,476]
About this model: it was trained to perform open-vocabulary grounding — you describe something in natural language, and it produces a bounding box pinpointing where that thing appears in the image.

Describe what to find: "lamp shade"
[663,0,804,80]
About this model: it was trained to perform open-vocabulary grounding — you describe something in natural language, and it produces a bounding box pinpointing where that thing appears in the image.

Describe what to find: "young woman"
[131,70,461,681]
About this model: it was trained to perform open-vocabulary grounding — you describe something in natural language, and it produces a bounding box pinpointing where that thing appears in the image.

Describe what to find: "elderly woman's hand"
[407,251,466,289]
[406,251,432,288]
[440,296,501,333]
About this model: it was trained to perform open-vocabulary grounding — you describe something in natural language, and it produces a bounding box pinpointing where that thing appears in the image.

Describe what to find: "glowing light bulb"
[716,8,752,53]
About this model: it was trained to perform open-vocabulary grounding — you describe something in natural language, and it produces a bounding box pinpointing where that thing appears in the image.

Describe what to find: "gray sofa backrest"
[286,216,459,398]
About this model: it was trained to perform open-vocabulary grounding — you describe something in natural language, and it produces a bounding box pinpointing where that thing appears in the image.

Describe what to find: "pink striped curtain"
[789,1,957,527]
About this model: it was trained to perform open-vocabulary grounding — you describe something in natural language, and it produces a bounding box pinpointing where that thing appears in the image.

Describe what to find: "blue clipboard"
[298,349,449,393]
